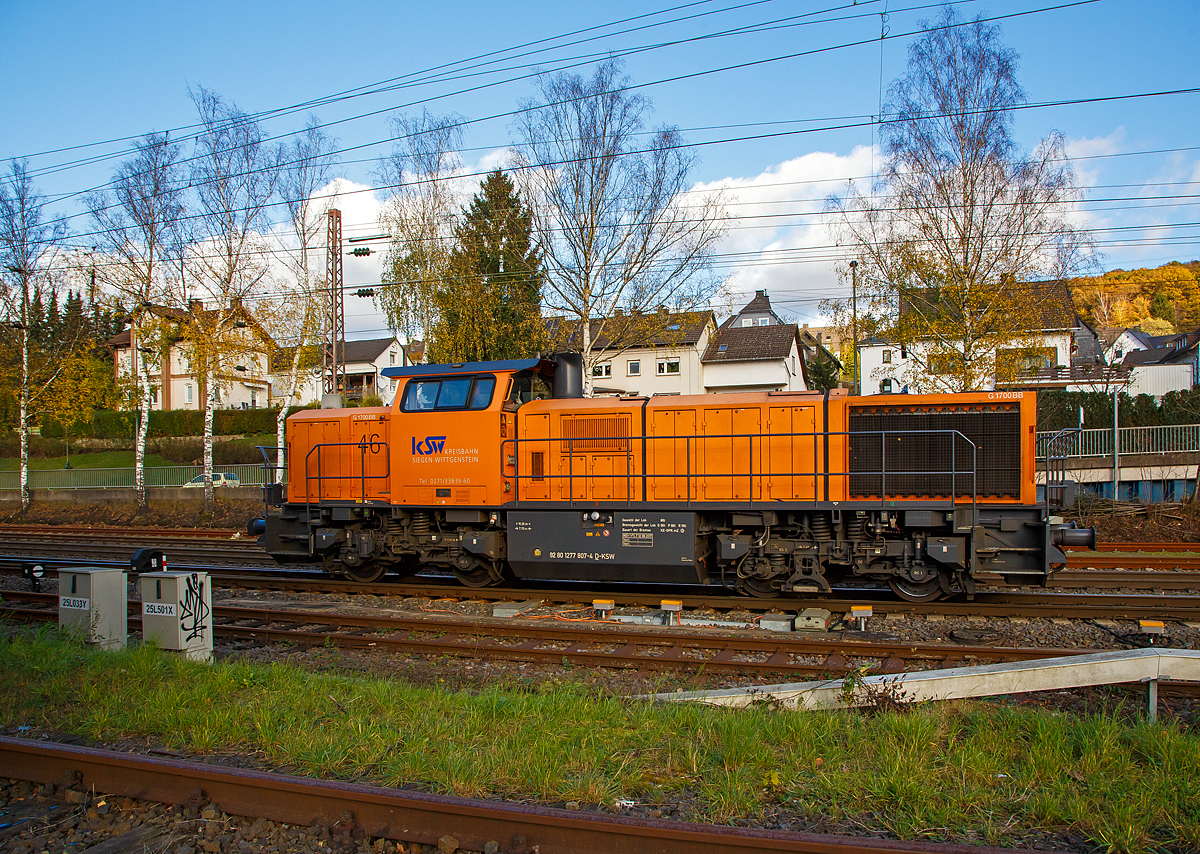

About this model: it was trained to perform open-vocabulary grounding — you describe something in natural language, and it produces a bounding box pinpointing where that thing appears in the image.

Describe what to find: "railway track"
[5,589,1196,687]
[5,530,1200,572]
[6,559,1200,621]
[0,589,1090,677]
[0,737,1032,854]
[5,532,1200,620]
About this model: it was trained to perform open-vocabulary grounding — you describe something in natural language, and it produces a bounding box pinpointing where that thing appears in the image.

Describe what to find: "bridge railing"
[1036,424,1200,458]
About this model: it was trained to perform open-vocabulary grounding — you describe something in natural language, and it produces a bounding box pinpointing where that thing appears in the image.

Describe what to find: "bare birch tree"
[826,7,1093,393]
[268,118,337,478]
[0,160,67,510]
[513,60,726,395]
[377,110,465,344]
[87,132,185,507]
[187,87,283,508]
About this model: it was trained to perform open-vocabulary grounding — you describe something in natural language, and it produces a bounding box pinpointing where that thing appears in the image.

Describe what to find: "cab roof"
[381,358,552,379]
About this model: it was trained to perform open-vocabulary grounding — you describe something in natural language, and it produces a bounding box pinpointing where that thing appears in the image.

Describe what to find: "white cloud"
[693,145,875,324]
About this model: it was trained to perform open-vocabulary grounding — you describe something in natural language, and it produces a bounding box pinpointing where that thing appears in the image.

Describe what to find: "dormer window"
[742,318,753,327]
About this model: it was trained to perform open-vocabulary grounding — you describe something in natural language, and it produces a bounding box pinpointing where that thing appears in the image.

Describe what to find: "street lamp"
[850,260,859,396]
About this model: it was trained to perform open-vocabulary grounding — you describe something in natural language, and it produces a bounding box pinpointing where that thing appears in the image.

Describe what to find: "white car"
[183,473,241,488]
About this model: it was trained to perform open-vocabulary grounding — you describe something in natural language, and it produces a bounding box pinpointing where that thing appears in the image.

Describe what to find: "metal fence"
[1036,424,1200,458]
[0,463,268,491]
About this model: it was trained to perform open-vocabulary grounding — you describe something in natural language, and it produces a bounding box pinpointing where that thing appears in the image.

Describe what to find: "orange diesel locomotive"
[256,356,1093,601]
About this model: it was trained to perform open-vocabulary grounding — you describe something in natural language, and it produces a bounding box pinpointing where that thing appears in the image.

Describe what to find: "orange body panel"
[391,402,506,507]
[286,408,391,503]
[285,375,1038,508]
[517,391,839,505]
[513,389,1036,507]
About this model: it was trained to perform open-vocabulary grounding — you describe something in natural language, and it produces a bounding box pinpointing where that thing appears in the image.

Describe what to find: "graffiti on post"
[179,574,210,642]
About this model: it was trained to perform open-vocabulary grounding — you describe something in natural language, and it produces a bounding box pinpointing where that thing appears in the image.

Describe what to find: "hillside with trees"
[1070,260,1200,335]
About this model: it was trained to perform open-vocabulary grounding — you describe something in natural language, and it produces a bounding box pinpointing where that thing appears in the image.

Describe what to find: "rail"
[502,429,980,519]
[1036,423,1200,458]
[0,464,267,490]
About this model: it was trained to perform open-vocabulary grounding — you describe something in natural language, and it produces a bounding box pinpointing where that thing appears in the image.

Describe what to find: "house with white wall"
[1108,327,1199,395]
[281,336,412,406]
[701,291,809,392]
[857,281,1105,394]
[547,311,717,396]
[702,324,808,392]
[110,301,273,410]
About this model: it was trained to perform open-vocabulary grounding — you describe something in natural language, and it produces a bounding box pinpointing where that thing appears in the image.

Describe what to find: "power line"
[21,0,1093,217]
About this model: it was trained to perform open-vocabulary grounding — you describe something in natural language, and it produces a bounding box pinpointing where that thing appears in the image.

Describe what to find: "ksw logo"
[412,436,447,455]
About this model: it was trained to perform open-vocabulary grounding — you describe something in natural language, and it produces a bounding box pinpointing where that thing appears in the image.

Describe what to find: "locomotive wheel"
[342,561,388,583]
[739,576,781,598]
[453,565,501,588]
[888,577,943,602]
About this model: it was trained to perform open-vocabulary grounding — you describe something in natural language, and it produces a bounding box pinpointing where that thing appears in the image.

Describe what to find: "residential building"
[725,290,787,328]
[1109,327,1200,391]
[702,291,810,392]
[858,280,1106,394]
[547,310,717,396]
[282,336,412,406]
[702,324,809,392]
[799,324,844,356]
[109,301,272,410]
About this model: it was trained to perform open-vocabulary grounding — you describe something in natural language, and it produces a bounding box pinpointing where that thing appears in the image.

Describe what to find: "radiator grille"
[848,405,1022,498]
[561,415,631,453]
[530,452,545,481]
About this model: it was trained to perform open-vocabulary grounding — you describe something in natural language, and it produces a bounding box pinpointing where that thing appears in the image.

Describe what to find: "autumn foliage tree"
[1070,261,1200,335]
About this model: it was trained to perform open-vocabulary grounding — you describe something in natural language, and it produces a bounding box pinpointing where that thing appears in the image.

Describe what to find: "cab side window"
[438,378,472,408]
[470,377,495,409]
[402,375,497,411]
[404,381,440,411]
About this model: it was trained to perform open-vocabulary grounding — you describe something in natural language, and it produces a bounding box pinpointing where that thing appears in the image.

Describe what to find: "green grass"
[2,626,1198,853]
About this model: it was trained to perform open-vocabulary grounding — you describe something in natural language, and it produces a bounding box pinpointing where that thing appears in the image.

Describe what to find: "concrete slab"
[757,615,795,633]
[492,600,542,619]
[653,648,1200,715]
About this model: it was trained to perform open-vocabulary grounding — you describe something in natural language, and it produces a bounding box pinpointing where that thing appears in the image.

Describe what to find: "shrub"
[1037,388,1200,431]
[0,434,67,458]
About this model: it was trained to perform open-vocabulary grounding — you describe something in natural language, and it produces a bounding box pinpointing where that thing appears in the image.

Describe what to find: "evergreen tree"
[1150,290,1176,326]
[427,170,545,362]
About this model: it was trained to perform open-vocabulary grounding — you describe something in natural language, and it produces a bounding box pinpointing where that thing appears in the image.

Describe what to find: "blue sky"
[2,0,1198,335]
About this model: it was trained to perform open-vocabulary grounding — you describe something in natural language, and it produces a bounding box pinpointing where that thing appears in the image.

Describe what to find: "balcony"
[998,364,1130,390]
